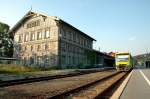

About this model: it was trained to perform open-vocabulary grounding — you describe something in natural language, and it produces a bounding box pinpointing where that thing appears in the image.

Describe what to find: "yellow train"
[115,52,134,71]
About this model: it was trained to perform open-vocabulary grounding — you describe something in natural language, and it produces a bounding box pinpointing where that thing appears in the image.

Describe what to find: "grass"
[0,64,42,74]
[0,64,96,74]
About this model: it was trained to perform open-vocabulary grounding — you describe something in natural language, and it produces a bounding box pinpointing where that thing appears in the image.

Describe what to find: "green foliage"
[0,22,9,33]
[0,22,13,57]
[0,64,46,74]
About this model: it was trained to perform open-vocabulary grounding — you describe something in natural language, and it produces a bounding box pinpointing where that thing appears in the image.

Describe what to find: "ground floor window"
[29,57,34,65]
[61,55,66,65]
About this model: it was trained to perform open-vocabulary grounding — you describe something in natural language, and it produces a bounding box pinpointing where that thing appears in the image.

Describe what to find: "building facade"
[10,11,96,68]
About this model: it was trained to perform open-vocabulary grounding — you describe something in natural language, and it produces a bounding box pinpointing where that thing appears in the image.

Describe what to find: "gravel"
[0,70,116,99]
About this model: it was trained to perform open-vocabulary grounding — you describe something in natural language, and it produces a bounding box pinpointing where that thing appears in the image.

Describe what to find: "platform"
[120,69,150,99]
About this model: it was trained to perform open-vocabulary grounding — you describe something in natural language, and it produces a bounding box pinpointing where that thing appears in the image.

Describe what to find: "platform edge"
[110,70,133,99]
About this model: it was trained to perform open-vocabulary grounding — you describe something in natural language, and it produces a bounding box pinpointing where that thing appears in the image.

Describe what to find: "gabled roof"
[58,19,96,41]
[9,10,96,41]
[9,11,37,33]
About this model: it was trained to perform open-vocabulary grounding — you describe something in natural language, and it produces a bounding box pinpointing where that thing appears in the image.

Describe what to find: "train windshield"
[116,55,129,62]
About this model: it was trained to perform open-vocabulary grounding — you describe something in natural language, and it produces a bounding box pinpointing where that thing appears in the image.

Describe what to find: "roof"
[116,52,131,55]
[93,50,114,59]
[9,10,96,41]
[9,11,35,33]
[58,19,96,41]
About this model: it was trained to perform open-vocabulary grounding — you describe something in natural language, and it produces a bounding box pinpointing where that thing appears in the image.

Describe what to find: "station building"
[94,50,115,67]
[10,11,97,68]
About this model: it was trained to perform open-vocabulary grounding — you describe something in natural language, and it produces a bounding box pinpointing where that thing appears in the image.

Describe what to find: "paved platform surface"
[120,69,150,99]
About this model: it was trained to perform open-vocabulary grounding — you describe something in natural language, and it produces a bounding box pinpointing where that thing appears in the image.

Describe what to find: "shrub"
[0,64,46,74]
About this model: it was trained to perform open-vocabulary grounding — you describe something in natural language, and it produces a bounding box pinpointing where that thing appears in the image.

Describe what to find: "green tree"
[0,22,13,57]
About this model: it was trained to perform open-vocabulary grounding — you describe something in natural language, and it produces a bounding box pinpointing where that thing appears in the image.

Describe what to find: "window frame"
[37,31,42,40]
[45,29,50,38]
[24,33,29,42]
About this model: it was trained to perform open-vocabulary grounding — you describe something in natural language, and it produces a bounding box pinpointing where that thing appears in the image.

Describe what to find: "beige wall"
[13,12,94,68]
[13,15,59,67]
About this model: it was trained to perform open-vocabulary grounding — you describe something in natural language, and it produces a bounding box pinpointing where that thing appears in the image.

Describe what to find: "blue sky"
[0,0,150,55]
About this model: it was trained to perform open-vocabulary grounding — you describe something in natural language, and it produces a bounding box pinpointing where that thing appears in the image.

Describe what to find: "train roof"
[116,52,131,55]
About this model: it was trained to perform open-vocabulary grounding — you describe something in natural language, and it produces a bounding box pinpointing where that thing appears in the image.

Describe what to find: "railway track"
[50,71,130,99]
[0,67,114,87]
[0,69,130,99]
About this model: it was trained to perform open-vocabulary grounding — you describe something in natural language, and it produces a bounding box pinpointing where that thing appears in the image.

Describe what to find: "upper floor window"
[61,42,66,52]
[31,45,33,51]
[64,31,66,38]
[76,34,79,44]
[44,44,49,50]
[68,32,72,41]
[30,32,35,41]
[24,33,29,42]
[24,46,27,51]
[18,44,21,51]
[18,35,23,43]
[60,28,64,38]
[37,45,41,51]
[73,32,76,42]
[37,32,42,40]
[45,30,50,38]
[27,20,40,28]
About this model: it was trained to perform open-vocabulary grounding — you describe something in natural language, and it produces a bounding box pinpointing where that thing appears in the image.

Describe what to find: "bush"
[0,64,44,74]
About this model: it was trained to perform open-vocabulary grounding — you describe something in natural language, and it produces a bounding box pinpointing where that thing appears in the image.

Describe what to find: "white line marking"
[139,70,150,86]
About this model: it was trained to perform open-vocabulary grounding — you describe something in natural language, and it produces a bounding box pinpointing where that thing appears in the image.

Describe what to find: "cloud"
[129,36,136,41]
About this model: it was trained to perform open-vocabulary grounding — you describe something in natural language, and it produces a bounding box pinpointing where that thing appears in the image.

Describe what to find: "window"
[44,55,49,65]
[76,34,79,43]
[37,20,40,26]
[71,32,73,41]
[24,33,29,42]
[27,20,40,28]
[29,57,34,65]
[68,32,71,40]
[69,56,71,64]
[44,44,48,50]
[18,35,22,43]
[18,44,21,51]
[31,23,34,27]
[24,46,27,51]
[69,32,72,41]
[64,31,66,38]
[83,39,86,47]
[72,46,75,53]
[45,30,50,38]
[30,32,35,41]
[61,55,66,64]
[61,42,66,52]
[73,33,76,42]
[31,46,33,51]
[37,45,41,51]
[60,29,63,37]
[37,32,42,40]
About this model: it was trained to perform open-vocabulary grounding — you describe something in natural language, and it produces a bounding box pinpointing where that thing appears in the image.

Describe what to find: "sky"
[0,0,150,55]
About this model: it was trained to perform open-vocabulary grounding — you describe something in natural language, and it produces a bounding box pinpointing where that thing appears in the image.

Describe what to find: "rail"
[0,67,115,87]
[50,70,130,99]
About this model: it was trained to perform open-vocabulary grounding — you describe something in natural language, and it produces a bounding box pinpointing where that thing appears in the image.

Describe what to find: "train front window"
[116,55,129,62]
